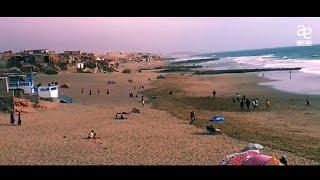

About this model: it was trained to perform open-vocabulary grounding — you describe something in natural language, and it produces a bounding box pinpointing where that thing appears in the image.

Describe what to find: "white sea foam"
[230,55,320,75]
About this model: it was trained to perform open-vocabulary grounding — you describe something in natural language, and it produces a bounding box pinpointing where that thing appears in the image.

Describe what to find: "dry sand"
[0,61,318,165]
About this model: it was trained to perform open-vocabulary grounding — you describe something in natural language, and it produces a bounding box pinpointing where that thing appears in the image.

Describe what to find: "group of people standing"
[234,92,271,111]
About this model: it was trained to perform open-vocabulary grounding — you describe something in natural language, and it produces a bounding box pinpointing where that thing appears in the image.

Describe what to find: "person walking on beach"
[18,111,22,126]
[236,93,240,102]
[89,89,92,95]
[97,88,100,94]
[10,109,15,125]
[81,88,84,95]
[255,98,259,110]
[212,90,216,99]
[289,70,292,80]
[306,97,310,108]
[245,99,251,111]
[266,99,271,111]
[240,99,244,111]
[252,99,256,110]
[107,89,109,95]
[189,111,196,124]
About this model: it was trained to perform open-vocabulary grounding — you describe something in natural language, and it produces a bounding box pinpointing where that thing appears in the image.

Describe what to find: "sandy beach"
[0,61,319,165]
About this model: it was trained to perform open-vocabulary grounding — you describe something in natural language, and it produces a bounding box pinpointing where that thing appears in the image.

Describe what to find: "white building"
[38,85,58,98]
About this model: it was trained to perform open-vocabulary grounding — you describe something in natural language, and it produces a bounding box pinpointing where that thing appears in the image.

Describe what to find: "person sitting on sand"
[266,99,271,111]
[88,130,96,139]
[207,124,221,135]
[279,156,288,165]
[306,97,310,108]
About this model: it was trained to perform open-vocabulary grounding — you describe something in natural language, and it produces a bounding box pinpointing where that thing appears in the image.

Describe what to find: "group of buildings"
[0,49,117,74]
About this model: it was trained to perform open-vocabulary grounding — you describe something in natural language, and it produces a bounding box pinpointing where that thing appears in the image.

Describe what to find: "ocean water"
[171,45,320,95]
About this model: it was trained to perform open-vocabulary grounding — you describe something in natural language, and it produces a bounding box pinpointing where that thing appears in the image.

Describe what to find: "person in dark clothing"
[232,97,236,103]
[169,91,173,95]
[240,99,244,111]
[81,88,84,95]
[18,111,22,126]
[129,92,134,97]
[107,89,109,95]
[189,111,196,124]
[245,99,251,110]
[141,85,144,89]
[212,90,216,98]
[306,97,310,108]
[243,95,246,101]
[10,109,15,125]
[279,156,288,165]
[97,88,100,94]
[89,89,92,95]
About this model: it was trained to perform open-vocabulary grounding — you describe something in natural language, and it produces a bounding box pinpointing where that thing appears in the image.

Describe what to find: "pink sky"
[0,17,319,53]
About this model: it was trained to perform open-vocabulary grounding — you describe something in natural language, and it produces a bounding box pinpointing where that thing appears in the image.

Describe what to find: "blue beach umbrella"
[210,115,225,122]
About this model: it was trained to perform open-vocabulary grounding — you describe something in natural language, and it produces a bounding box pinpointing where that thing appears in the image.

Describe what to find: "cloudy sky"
[0,17,319,53]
